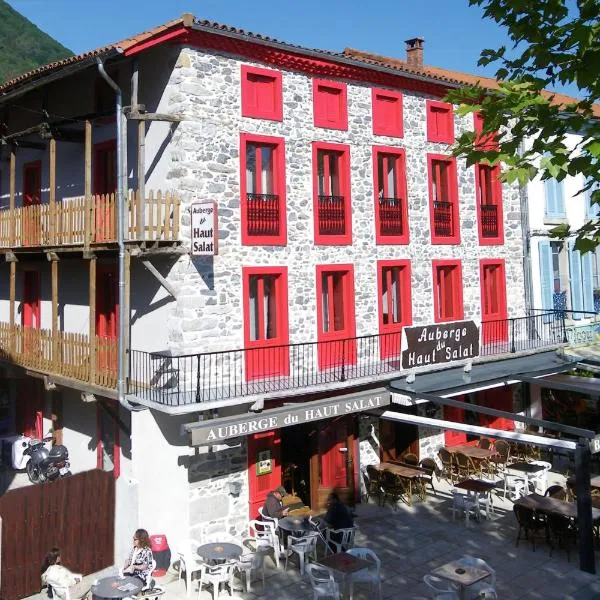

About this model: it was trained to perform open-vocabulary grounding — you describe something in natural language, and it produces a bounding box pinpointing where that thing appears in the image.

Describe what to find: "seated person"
[123,528,154,586]
[263,486,289,519]
[41,547,90,600]
[324,489,354,552]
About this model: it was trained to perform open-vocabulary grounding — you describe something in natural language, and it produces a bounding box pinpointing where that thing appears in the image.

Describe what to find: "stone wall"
[357,415,381,497]
[156,45,527,359]
[188,439,249,541]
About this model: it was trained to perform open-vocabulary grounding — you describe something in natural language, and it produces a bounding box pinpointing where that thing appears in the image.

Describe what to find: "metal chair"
[347,547,382,599]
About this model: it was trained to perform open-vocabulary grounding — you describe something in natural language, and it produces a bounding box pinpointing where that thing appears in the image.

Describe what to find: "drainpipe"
[519,139,534,313]
[96,57,134,411]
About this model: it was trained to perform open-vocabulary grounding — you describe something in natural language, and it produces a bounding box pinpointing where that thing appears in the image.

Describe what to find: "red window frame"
[312,141,352,245]
[315,264,356,370]
[22,270,41,329]
[377,260,412,360]
[313,79,348,131]
[93,140,117,196]
[373,146,409,244]
[241,65,283,122]
[432,259,464,323]
[473,112,499,151]
[240,133,287,246]
[427,154,460,244]
[426,100,454,144]
[372,88,403,138]
[22,161,42,206]
[242,266,290,380]
[475,163,504,245]
[96,402,120,479]
[480,259,508,344]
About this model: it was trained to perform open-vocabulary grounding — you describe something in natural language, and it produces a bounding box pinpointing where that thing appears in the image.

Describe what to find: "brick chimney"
[405,37,425,68]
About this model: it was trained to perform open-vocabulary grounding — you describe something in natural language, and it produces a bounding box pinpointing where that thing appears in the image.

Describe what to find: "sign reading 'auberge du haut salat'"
[401,320,480,370]
[191,201,218,256]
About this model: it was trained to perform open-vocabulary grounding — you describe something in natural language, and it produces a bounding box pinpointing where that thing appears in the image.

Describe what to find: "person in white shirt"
[41,547,90,600]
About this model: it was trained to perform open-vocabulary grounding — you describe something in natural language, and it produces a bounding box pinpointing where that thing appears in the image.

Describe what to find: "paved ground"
[26,466,600,600]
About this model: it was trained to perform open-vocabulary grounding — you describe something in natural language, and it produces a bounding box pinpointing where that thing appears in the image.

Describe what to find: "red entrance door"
[480,261,508,345]
[443,401,467,446]
[96,266,118,375]
[479,388,514,430]
[248,430,282,520]
[311,416,356,512]
[22,161,42,246]
[93,140,117,241]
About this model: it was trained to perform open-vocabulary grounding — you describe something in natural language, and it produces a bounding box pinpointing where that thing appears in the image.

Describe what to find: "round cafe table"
[91,575,143,599]
[197,542,243,562]
[278,516,318,533]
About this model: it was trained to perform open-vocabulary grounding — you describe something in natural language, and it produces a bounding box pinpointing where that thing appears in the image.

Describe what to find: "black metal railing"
[433,200,454,237]
[378,197,404,237]
[246,193,280,237]
[317,195,346,236]
[128,311,567,407]
[480,204,499,238]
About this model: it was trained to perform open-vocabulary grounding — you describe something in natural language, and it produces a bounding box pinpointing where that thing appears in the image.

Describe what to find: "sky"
[4,0,580,97]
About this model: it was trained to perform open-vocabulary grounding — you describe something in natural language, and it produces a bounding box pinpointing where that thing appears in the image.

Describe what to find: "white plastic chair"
[306,563,340,600]
[177,537,203,597]
[528,461,552,493]
[234,538,266,593]
[248,519,282,568]
[347,547,382,599]
[258,505,279,530]
[423,574,459,600]
[197,561,235,600]
[48,585,71,600]
[457,556,496,600]
[503,473,527,501]
[451,491,480,525]
[475,490,495,520]
[325,527,356,554]
[285,532,318,575]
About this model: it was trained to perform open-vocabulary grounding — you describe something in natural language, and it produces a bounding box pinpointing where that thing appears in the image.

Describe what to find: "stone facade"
[357,415,381,497]
[157,45,527,360]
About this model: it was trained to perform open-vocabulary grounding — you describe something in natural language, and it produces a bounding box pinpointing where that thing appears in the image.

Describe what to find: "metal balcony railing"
[128,311,568,407]
[246,193,281,237]
[433,200,454,238]
[378,197,404,237]
[317,195,346,236]
[480,204,499,238]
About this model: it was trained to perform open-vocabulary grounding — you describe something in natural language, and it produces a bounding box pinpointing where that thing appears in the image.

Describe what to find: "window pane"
[382,266,402,325]
[551,242,562,292]
[321,273,330,332]
[247,143,274,195]
[264,275,277,339]
[332,273,345,331]
[437,266,455,319]
[432,160,449,202]
[260,146,274,194]
[249,276,260,340]
[317,151,340,196]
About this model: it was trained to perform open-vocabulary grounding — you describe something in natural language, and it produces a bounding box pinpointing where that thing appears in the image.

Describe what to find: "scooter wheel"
[26,461,41,484]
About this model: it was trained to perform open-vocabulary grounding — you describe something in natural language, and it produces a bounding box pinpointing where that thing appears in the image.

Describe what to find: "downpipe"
[96,57,135,411]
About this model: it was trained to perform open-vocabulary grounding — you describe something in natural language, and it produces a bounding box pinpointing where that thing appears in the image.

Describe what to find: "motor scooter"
[22,433,71,483]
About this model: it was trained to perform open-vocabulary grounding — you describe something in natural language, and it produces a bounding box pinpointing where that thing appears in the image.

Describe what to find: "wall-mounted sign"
[188,389,391,445]
[256,449,273,475]
[401,320,479,370]
[191,202,218,256]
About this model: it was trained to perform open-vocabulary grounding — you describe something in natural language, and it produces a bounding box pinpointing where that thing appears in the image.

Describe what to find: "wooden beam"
[141,259,177,298]
[49,138,56,245]
[51,257,59,364]
[137,120,146,236]
[9,148,15,246]
[9,261,15,353]
[126,111,183,123]
[43,128,85,144]
[89,256,96,385]
[84,120,92,251]
[51,392,63,445]
[124,249,131,380]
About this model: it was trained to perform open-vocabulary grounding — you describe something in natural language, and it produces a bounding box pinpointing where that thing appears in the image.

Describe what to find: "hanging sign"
[191,202,218,256]
[401,320,480,370]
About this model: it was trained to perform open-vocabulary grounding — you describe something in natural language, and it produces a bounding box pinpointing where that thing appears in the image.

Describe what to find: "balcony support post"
[89,256,96,385]
[84,120,92,251]
[9,147,15,247]
[50,255,59,365]
[9,261,15,353]
[131,59,146,240]
[49,138,57,245]
[124,249,131,383]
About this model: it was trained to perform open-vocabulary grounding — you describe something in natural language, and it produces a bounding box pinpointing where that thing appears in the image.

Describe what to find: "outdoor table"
[456,479,499,493]
[431,559,491,600]
[445,445,497,460]
[91,575,143,599]
[515,493,600,522]
[197,542,243,562]
[288,505,313,517]
[318,551,372,599]
[278,516,318,533]
[506,461,546,474]
[380,461,427,505]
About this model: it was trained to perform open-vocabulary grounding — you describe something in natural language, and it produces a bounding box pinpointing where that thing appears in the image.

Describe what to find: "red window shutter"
[372,89,403,137]
[433,260,463,322]
[241,65,283,121]
[313,80,348,130]
[426,101,454,144]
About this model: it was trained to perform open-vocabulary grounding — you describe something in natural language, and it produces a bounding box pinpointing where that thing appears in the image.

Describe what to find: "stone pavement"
[153,473,600,600]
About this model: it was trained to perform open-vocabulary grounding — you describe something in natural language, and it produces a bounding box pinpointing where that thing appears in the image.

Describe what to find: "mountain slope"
[0,0,73,84]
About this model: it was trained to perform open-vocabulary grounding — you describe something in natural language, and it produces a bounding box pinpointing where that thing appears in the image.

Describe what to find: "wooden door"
[479,388,514,431]
[379,412,419,462]
[93,140,117,241]
[444,402,466,446]
[96,266,118,373]
[22,161,41,246]
[16,379,44,439]
[248,430,282,520]
[311,416,356,512]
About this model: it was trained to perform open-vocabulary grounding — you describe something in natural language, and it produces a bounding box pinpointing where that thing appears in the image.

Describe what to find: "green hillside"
[0,0,73,84]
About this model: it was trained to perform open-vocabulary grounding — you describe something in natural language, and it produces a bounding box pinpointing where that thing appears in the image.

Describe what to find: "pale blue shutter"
[586,180,599,218]
[539,240,553,322]
[569,241,583,320]
[581,251,594,313]
[545,178,565,218]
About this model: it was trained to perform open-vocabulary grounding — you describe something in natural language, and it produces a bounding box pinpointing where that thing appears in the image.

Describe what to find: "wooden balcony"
[0,323,117,389]
[0,190,180,250]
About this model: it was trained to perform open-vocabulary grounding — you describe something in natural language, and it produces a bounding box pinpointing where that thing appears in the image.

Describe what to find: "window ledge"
[543,217,568,226]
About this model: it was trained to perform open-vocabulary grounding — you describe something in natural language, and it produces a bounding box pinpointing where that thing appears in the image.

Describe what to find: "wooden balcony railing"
[0,323,117,388]
[0,190,180,249]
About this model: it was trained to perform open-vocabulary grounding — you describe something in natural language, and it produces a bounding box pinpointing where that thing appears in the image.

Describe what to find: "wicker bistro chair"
[513,504,548,551]
[403,453,419,466]
[545,485,567,500]
[489,440,510,474]
[547,514,578,561]
[479,438,491,450]
[380,470,408,508]
[419,458,440,496]
[438,448,456,483]
[454,452,472,480]
[365,464,383,505]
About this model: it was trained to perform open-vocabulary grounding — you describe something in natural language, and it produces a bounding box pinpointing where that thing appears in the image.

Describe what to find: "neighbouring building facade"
[0,14,584,563]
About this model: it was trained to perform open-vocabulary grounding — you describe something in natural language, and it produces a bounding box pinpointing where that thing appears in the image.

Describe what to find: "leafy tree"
[446,0,600,252]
